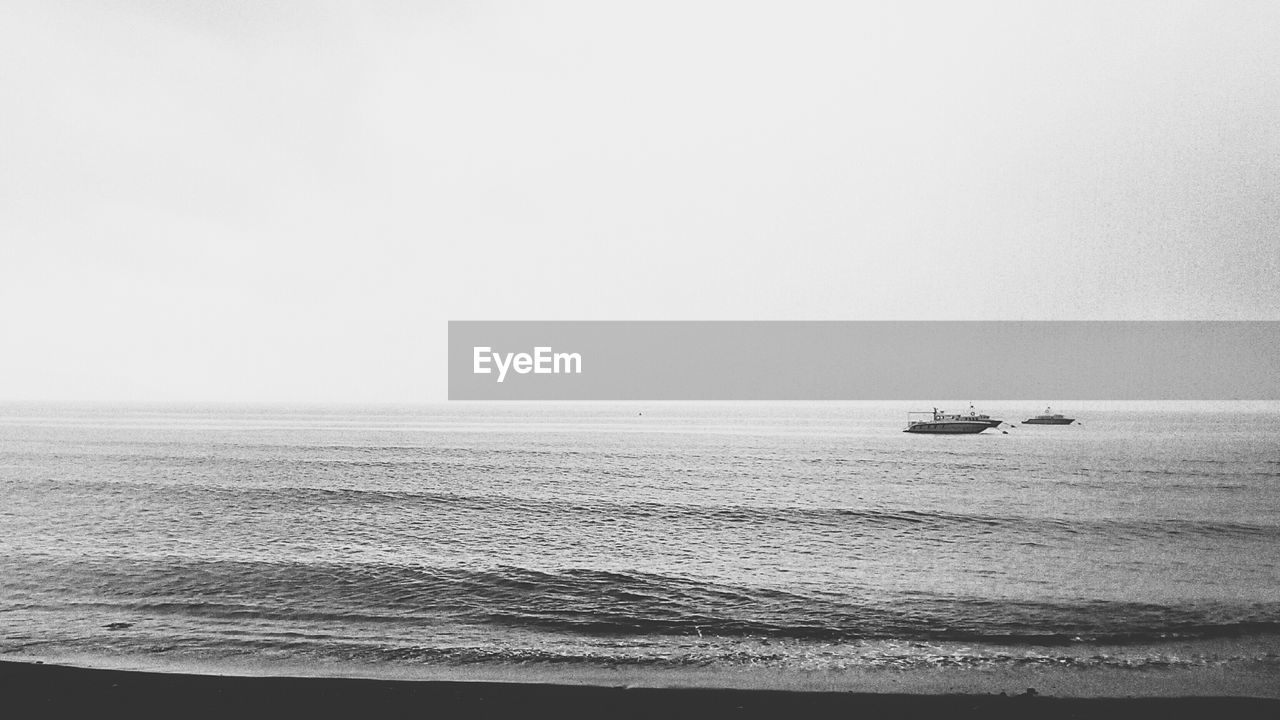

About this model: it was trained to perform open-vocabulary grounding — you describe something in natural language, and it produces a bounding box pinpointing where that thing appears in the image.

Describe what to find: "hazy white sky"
[2,1,1278,402]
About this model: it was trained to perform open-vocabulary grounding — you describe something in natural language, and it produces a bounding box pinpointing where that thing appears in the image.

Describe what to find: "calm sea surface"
[1,402,1277,678]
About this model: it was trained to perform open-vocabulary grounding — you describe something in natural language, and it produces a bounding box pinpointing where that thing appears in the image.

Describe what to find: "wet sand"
[2,660,1277,719]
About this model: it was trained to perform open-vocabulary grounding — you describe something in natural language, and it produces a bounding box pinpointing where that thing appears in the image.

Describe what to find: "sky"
[2,1,1278,402]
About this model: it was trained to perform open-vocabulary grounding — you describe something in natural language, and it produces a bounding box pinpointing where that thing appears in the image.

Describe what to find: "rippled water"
[1,402,1277,675]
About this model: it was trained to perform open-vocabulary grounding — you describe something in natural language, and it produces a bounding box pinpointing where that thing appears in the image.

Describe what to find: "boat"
[1022,406,1075,425]
[938,403,1005,428]
[903,408,991,434]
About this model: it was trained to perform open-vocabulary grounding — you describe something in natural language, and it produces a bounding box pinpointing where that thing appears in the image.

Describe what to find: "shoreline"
[3,660,1277,719]
[9,646,1279,698]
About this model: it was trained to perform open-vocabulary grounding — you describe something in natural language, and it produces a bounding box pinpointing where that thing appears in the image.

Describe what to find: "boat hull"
[904,421,990,434]
[1022,417,1074,425]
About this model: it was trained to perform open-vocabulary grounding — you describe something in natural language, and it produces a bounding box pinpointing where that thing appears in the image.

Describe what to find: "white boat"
[937,404,1005,428]
[1022,406,1075,425]
[904,408,991,434]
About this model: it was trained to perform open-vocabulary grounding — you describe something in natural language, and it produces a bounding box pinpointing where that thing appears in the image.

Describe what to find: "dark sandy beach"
[2,660,1277,719]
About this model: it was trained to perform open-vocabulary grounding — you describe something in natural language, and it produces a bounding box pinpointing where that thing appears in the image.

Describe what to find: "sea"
[1,402,1277,689]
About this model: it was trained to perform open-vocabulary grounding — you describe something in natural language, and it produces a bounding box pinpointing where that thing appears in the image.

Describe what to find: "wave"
[10,558,1280,646]
[16,474,1278,543]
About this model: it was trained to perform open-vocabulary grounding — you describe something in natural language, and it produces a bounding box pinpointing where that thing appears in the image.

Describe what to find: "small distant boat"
[904,408,991,434]
[1022,406,1075,425]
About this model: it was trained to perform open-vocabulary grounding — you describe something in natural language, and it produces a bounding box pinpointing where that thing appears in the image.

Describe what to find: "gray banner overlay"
[448,321,1279,400]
